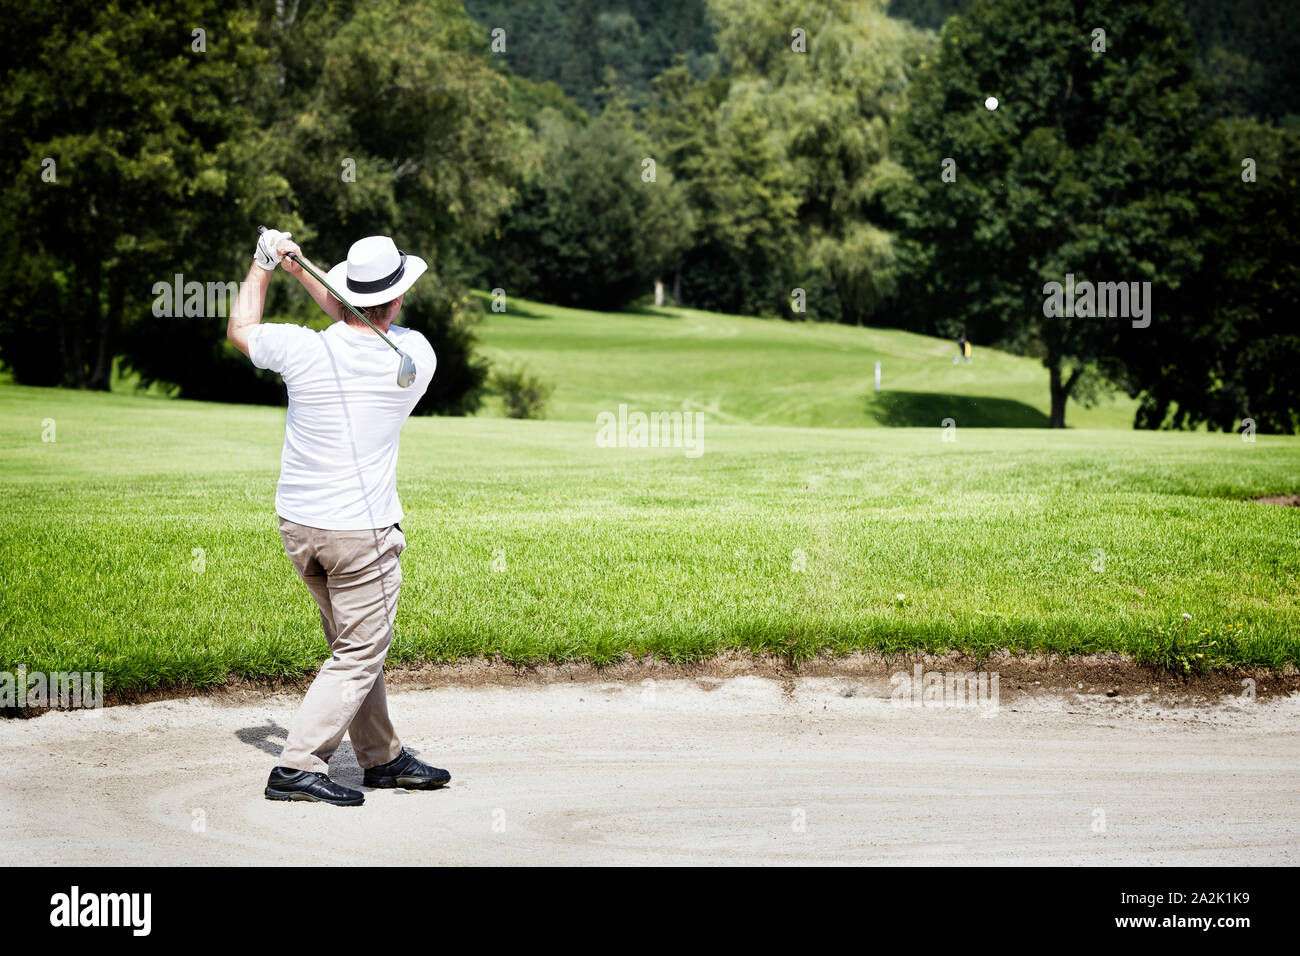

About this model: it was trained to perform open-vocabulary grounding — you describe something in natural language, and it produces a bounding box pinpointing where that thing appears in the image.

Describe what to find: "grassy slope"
[1,383,1296,691]
[472,297,1139,429]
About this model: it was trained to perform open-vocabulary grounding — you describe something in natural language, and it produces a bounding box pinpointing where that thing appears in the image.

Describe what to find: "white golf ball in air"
[985,96,999,110]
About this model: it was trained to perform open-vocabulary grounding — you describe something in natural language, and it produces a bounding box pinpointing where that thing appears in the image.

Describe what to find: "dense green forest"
[2,0,1296,430]
[468,0,1300,124]
[463,0,718,112]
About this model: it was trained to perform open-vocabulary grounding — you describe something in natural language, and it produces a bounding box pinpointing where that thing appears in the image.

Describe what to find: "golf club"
[258,225,417,388]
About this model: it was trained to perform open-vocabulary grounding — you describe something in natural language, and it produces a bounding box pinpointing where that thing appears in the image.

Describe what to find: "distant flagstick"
[257,225,416,387]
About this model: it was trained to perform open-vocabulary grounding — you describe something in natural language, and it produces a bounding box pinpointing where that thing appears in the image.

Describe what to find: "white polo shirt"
[249,320,436,531]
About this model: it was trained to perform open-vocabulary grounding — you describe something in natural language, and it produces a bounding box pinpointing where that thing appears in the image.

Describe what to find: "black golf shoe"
[363,747,451,790]
[265,767,365,806]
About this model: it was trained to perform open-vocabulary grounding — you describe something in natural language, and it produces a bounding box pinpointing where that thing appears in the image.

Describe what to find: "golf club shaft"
[257,225,402,353]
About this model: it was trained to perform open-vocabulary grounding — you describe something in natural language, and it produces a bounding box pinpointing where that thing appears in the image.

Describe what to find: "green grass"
[1,381,1297,692]
[473,296,1139,428]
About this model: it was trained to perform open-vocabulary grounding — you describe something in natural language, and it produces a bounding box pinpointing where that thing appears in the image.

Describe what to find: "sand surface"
[3,675,1297,865]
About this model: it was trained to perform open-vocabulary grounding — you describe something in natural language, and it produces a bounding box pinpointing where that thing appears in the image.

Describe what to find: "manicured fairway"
[1,381,1296,693]
[472,296,1140,428]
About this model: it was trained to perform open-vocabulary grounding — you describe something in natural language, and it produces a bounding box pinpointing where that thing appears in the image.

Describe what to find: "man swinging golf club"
[228,225,448,806]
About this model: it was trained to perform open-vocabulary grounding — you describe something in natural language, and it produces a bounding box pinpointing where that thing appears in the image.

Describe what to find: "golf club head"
[397,351,417,388]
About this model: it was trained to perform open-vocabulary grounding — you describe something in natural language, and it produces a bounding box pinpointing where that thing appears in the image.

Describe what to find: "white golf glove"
[254,228,292,270]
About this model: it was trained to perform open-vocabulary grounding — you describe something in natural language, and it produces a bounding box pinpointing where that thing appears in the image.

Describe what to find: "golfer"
[954,333,972,364]
[228,226,448,806]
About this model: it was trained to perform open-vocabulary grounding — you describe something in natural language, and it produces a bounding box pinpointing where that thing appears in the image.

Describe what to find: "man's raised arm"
[227,227,299,358]
[227,261,272,358]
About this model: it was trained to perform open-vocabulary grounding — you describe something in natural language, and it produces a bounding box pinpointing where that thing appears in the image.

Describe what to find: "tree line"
[1,0,1295,429]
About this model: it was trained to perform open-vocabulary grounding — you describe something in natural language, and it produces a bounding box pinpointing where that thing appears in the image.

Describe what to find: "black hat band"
[347,253,407,294]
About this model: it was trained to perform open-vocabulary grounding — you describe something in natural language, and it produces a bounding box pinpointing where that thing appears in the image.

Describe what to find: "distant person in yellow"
[954,333,972,364]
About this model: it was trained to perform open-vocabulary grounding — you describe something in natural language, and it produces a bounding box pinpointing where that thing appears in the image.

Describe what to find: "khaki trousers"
[276,517,406,774]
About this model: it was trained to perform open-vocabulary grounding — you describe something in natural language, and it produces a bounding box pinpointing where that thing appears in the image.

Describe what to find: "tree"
[888,0,969,31]
[649,65,803,317]
[486,100,692,311]
[1130,119,1300,433]
[1183,0,1300,125]
[285,0,522,270]
[892,0,1211,427]
[648,0,924,322]
[0,0,284,389]
[462,0,718,113]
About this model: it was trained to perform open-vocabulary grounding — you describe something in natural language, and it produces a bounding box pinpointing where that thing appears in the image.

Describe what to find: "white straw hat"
[325,235,428,307]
